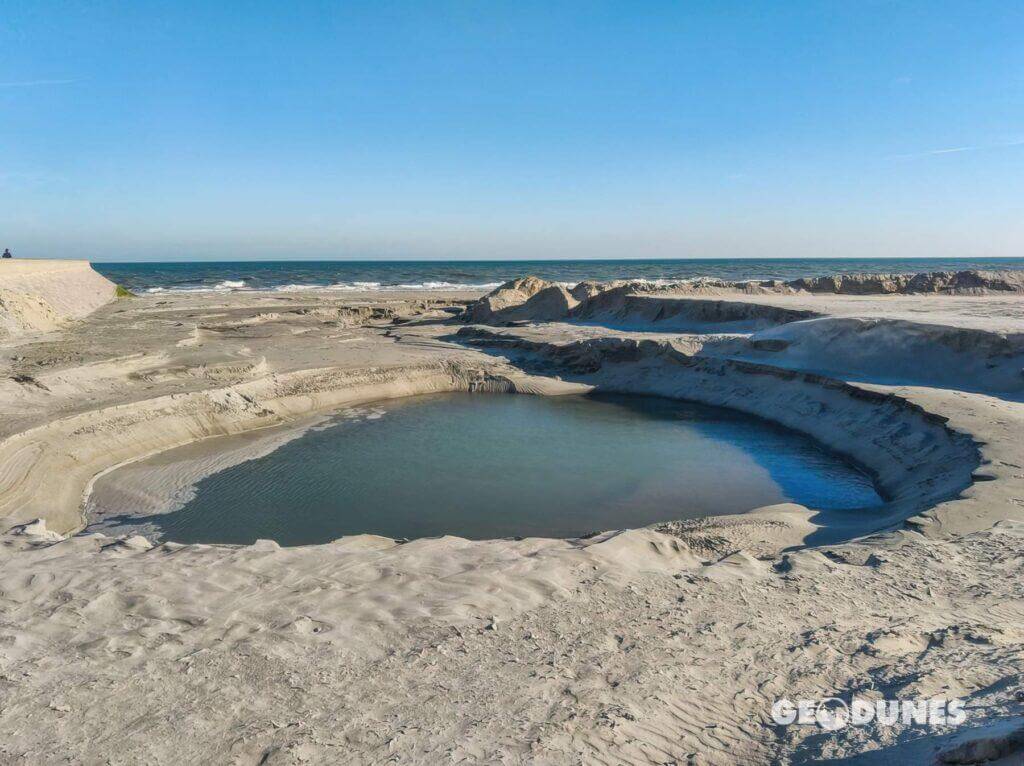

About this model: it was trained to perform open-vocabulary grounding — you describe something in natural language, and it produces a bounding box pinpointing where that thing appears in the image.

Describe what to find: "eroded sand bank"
[1,268,1023,763]
[0,260,117,338]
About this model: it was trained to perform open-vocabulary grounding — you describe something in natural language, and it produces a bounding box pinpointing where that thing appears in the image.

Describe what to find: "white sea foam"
[389,281,502,291]
[276,280,502,292]
[139,279,529,294]
[325,281,382,291]
[635,278,681,287]
[145,280,248,294]
[145,285,218,294]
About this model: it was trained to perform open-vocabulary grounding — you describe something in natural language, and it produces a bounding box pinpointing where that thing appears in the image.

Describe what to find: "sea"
[92,257,1024,294]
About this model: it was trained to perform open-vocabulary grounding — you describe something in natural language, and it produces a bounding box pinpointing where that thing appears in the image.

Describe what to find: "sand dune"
[0,260,116,338]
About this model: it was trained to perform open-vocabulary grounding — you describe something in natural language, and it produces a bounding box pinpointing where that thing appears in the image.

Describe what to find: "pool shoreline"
[85,391,884,546]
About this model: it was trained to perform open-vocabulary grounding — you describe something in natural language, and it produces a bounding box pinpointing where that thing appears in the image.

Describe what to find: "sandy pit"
[1,264,1023,764]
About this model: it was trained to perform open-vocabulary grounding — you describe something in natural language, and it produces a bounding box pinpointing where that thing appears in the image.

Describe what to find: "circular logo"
[814,698,850,730]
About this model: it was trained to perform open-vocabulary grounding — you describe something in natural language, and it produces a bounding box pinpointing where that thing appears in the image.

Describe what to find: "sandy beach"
[1,261,1023,764]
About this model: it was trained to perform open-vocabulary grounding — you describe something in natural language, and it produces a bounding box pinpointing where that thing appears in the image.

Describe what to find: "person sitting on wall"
[1,249,11,259]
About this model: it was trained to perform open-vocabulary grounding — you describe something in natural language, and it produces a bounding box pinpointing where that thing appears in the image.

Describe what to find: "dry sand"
[0,260,116,339]
[0,264,1023,764]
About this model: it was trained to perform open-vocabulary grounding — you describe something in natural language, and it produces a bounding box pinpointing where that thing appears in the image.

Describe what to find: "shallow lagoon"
[91,393,883,546]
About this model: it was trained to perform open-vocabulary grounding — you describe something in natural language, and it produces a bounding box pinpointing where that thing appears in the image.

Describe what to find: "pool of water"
[89,393,883,546]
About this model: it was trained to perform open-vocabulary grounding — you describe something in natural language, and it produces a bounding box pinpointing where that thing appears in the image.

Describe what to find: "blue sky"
[1,1,1022,261]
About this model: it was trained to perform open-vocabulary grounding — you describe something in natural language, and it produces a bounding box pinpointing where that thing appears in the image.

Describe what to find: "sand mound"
[464,270,1024,327]
[490,285,579,323]
[0,260,116,337]
[466,276,556,323]
[741,316,1024,395]
[573,291,817,331]
[787,269,1024,295]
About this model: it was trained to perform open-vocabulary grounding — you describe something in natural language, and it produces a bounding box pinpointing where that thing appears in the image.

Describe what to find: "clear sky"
[1,1,1022,261]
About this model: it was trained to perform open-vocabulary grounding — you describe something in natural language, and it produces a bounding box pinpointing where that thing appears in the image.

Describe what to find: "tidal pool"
[88,392,883,545]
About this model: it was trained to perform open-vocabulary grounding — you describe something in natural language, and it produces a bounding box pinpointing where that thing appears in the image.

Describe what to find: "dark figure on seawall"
[1,248,11,259]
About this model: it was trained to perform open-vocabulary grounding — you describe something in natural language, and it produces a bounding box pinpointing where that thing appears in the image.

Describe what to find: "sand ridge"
[0,260,117,338]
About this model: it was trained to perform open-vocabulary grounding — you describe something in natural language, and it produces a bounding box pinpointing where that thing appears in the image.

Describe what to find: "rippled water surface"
[97,393,884,546]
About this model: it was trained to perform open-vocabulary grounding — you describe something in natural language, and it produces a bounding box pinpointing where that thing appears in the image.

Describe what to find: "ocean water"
[90,393,883,546]
[92,257,1024,294]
